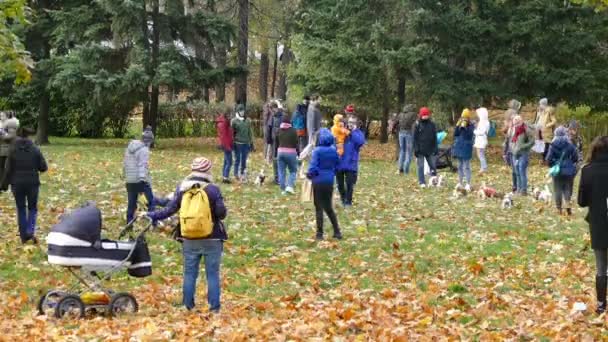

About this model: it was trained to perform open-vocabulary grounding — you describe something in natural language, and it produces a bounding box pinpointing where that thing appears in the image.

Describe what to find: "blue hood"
[318,128,335,146]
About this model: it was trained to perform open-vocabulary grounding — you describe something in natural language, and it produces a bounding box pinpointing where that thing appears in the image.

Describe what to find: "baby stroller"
[436,145,457,172]
[39,203,153,318]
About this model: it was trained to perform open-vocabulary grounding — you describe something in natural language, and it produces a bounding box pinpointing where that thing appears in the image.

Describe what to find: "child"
[474,107,490,173]
[145,157,227,312]
[123,127,158,225]
[336,116,366,207]
[307,128,341,240]
[413,107,438,187]
[331,114,350,157]
[292,103,308,152]
[216,111,234,184]
[546,126,579,215]
[277,115,299,194]
[453,109,475,191]
[577,136,608,314]
[0,127,47,244]
[231,104,254,181]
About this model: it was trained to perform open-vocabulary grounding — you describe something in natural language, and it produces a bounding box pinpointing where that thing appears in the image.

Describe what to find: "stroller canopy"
[51,204,102,244]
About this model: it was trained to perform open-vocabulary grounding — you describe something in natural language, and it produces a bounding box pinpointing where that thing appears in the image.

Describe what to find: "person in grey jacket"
[307,99,322,145]
[0,111,19,180]
[123,127,161,224]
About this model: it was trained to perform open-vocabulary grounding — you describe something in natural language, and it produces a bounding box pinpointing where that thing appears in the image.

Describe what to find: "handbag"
[532,140,545,154]
[301,179,313,203]
[548,151,566,177]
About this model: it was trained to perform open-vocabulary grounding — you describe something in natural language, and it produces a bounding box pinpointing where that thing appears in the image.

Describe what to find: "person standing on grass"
[413,107,438,187]
[269,102,285,185]
[577,136,608,314]
[216,111,233,184]
[123,126,158,225]
[277,115,299,195]
[534,98,557,159]
[145,157,227,313]
[0,127,47,244]
[336,116,366,208]
[231,104,254,181]
[307,98,322,147]
[0,111,19,180]
[291,103,308,153]
[509,115,535,195]
[307,128,342,240]
[502,99,521,136]
[396,104,418,175]
[546,126,579,216]
[453,109,475,191]
[568,120,584,165]
[474,107,490,174]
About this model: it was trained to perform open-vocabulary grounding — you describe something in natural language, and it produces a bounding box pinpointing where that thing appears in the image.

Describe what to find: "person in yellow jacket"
[331,114,350,156]
[534,98,557,159]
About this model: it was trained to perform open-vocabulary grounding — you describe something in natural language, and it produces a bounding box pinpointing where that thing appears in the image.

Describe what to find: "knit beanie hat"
[419,107,431,118]
[142,126,154,146]
[191,157,212,173]
[345,104,355,114]
[461,108,471,119]
[539,98,548,108]
[554,126,568,137]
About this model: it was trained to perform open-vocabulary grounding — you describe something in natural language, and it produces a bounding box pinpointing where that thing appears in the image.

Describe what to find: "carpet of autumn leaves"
[0,137,606,340]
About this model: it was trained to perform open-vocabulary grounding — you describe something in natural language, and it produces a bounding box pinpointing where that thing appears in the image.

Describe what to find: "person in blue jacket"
[453,109,476,191]
[307,128,341,240]
[546,126,579,216]
[336,116,366,208]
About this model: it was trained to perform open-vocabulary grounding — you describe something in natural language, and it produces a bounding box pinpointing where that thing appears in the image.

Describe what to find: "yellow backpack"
[179,184,213,239]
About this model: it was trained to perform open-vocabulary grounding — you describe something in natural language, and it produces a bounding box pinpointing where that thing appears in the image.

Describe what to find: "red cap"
[419,107,431,118]
[345,104,355,114]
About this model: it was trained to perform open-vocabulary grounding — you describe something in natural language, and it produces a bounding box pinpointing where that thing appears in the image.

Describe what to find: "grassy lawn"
[0,137,605,340]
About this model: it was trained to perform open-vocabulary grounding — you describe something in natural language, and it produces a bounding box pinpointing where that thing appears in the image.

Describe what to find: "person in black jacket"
[578,136,608,314]
[0,127,48,244]
[413,107,438,187]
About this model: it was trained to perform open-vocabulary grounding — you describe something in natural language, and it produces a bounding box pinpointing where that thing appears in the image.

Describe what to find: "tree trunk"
[271,42,278,98]
[278,47,291,100]
[36,40,51,145]
[259,51,269,102]
[234,0,249,106]
[147,0,160,132]
[380,67,390,144]
[397,75,406,109]
[215,43,226,102]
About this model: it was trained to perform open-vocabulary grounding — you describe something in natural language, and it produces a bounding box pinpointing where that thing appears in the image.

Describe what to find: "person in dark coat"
[145,157,227,312]
[336,116,366,207]
[546,126,579,215]
[413,107,438,187]
[307,128,341,240]
[453,109,475,190]
[578,136,608,314]
[0,127,48,244]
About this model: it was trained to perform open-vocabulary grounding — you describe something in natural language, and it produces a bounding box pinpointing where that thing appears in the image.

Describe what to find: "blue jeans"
[182,239,223,311]
[416,155,436,185]
[234,143,250,178]
[512,153,529,193]
[222,149,233,179]
[477,148,487,171]
[277,152,298,190]
[398,131,413,173]
[457,158,472,184]
[126,182,156,224]
[12,184,39,243]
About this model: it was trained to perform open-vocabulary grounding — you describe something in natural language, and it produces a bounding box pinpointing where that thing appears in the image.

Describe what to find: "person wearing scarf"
[509,115,535,195]
[545,126,579,215]
[277,115,299,194]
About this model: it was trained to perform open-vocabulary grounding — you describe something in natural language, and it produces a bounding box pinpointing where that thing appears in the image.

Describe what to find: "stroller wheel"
[37,290,64,316]
[108,293,138,317]
[55,295,85,319]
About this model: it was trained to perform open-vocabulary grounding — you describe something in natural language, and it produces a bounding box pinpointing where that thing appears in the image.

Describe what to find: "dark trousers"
[126,182,156,224]
[595,249,608,276]
[313,183,340,236]
[336,171,357,206]
[12,184,39,243]
[552,175,574,209]
[0,156,6,181]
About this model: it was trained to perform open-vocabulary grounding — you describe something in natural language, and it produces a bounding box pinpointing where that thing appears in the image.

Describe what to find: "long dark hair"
[588,136,608,163]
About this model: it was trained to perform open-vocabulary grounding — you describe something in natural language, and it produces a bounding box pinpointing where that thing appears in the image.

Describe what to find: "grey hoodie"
[306,102,322,144]
[123,140,150,184]
[0,117,19,157]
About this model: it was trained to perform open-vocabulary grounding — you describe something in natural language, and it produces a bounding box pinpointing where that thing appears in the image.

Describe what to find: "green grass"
[0,137,603,340]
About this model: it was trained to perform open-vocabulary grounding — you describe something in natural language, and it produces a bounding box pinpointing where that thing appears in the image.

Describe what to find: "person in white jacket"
[474,107,490,173]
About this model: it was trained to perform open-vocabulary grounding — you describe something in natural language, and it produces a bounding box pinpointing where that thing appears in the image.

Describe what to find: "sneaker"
[285,187,295,194]
[419,184,427,188]
[222,178,232,184]
[464,184,471,192]
[315,233,324,241]
[333,233,343,240]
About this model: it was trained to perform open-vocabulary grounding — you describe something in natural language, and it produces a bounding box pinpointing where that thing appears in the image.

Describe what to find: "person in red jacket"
[216,112,234,184]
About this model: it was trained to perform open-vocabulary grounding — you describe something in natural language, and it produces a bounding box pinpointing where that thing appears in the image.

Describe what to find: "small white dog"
[428,175,444,187]
[254,169,266,186]
[501,192,514,209]
[452,183,468,198]
[538,185,552,203]
[532,187,542,200]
